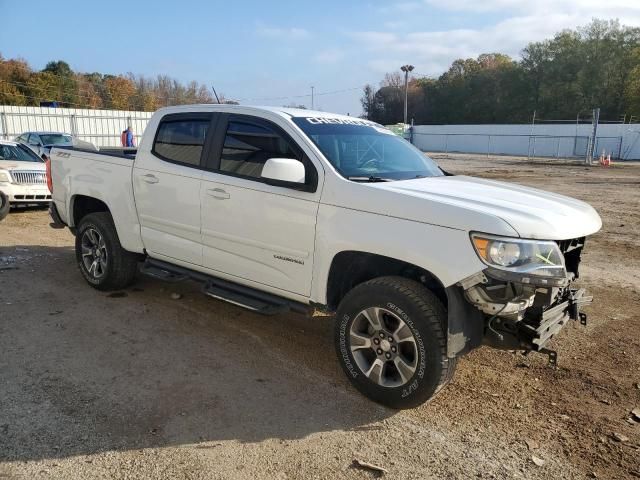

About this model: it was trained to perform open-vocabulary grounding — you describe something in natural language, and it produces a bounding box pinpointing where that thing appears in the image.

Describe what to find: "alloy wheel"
[81,228,108,279]
[349,306,419,388]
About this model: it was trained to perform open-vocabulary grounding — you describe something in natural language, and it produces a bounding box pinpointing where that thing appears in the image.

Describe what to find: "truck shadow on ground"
[0,245,393,463]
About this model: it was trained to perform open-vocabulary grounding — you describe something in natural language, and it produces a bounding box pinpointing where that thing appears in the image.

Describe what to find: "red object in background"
[45,156,53,193]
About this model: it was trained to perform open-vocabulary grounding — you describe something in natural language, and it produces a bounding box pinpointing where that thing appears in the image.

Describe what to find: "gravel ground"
[0,154,639,479]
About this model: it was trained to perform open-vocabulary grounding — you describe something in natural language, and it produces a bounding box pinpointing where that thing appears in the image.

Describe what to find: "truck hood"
[0,160,46,171]
[372,175,602,240]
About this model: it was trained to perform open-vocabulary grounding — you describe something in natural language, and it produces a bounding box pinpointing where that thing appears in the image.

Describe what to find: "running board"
[140,258,309,316]
[140,263,188,282]
[202,281,290,315]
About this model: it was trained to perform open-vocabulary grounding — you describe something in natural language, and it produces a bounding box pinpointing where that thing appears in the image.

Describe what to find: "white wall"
[0,105,153,147]
[411,123,640,160]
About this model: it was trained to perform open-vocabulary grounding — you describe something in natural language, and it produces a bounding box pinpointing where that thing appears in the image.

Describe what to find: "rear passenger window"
[153,119,209,166]
[220,121,298,179]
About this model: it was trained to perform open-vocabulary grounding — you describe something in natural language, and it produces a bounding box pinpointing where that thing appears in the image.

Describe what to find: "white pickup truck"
[48,105,602,408]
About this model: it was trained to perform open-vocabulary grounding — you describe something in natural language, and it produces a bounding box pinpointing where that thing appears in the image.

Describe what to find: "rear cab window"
[152,116,211,167]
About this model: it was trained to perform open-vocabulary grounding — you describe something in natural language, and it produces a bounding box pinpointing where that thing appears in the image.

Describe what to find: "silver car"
[15,131,97,159]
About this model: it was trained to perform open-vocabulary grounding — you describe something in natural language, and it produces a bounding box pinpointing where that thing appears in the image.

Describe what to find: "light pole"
[400,64,414,125]
[311,86,315,110]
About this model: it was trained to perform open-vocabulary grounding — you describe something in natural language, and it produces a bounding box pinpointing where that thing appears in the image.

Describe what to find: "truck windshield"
[0,144,44,162]
[292,117,442,181]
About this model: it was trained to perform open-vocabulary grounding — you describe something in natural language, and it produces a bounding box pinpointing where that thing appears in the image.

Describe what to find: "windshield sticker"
[302,117,377,126]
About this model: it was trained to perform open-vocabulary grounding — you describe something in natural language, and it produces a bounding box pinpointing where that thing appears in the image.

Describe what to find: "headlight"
[0,170,11,183]
[471,233,566,278]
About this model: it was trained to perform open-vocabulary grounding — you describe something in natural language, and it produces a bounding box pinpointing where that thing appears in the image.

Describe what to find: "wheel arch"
[324,250,485,359]
[325,251,447,311]
[70,194,110,227]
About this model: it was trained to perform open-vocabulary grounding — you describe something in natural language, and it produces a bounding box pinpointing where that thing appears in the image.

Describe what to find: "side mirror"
[261,158,305,186]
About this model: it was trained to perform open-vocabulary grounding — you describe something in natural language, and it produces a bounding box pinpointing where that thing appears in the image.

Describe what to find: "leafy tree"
[0,55,30,105]
[0,54,226,110]
[43,60,73,78]
[103,76,136,110]
[624,47,640,116]
[360,84,377,119]
[363,19,640,124]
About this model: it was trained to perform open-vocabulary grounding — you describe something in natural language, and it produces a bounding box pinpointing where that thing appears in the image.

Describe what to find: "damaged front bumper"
[454,263,592,365]
[517,287,591,352]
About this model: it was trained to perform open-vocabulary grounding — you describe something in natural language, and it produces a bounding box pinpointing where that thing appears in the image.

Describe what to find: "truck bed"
[50,146,144,253]
[55,145,137,159]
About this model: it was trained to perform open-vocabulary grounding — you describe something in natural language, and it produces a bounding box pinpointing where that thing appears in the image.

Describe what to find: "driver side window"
[219,121,299,180]
[28,134,41,146]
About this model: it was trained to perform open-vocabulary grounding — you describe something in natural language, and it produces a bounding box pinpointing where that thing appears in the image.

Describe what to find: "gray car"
[15,131,97,159]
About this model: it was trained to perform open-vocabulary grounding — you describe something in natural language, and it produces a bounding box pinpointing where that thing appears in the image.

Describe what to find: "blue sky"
[1,0,639,115]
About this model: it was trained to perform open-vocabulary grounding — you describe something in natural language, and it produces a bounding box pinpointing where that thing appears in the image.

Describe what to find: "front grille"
[13,195,51,200]
[10,170,47,185]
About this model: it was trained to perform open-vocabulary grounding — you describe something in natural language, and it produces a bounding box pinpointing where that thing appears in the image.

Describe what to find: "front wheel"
[334,276,455,409]
[75,212,139,291]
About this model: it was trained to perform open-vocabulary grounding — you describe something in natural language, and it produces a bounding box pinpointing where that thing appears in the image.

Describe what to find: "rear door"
[199,114,322,296]
[133,112,218,266]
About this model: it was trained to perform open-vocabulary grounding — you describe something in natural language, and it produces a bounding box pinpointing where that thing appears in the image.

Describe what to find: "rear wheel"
[335,276,455,409]
[75,212,139,291]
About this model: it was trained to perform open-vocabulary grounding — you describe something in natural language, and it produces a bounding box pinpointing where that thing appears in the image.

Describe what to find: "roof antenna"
[211,85,221,104]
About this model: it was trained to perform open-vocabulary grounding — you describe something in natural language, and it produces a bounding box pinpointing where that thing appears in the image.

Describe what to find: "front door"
[200,115,321,296]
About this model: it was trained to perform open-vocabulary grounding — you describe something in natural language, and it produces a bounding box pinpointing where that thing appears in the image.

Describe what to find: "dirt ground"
[0,154,639,479]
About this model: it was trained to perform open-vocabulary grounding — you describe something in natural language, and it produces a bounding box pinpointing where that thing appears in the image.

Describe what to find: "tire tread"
[335,276,457,408]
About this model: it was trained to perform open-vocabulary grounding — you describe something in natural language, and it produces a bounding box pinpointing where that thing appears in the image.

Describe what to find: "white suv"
[0,140,50,206]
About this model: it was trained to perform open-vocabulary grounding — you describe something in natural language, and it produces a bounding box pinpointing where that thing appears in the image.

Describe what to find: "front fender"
[311,204,486,305]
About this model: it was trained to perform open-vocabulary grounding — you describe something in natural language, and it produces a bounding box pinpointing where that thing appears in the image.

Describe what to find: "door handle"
[141,174,159,184]
[207,188,230,200]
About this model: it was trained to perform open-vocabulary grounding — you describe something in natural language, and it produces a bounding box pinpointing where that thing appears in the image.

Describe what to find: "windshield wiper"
[347,175,392,182]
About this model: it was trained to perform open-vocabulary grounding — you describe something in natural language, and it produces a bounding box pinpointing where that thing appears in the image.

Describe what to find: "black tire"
[75,212,139,291]
[335,276,456,409]
[0,191,9,221]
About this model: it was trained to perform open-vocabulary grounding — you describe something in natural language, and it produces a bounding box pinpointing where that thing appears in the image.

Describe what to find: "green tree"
[362,19,640,124]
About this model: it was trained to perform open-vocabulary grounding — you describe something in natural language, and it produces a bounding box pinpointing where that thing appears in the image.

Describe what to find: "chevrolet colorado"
[48,105,602,408]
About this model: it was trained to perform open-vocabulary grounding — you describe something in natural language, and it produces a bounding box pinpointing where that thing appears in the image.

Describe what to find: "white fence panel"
[412,123,640,160]
[0,105,154,147]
